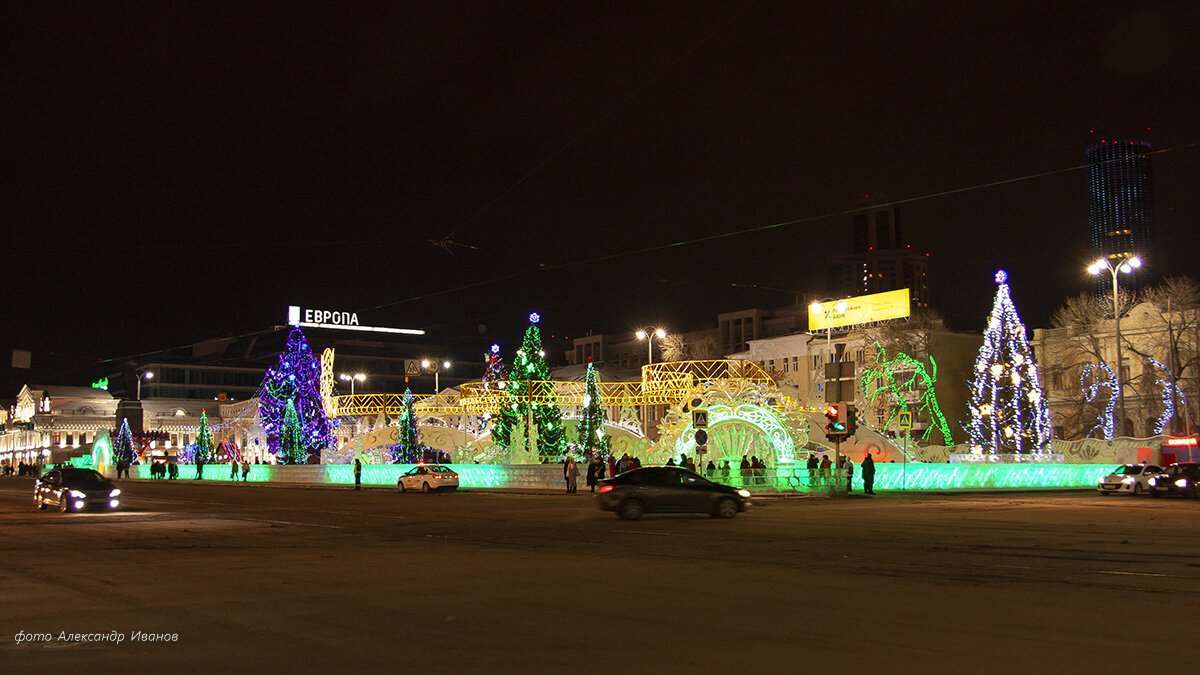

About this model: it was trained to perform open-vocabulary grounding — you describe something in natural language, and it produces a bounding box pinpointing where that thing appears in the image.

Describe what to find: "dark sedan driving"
[595,466,752,520]
[1147,462,1200,498]
[35,468,122,512]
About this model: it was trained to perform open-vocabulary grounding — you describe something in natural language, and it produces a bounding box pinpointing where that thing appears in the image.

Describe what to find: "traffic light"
[824,402,847,440]
[845,403,858,437]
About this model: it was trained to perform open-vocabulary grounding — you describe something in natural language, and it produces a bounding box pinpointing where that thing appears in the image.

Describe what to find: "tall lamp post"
[636,328,667,439]
[136,370,154,400]
[338,372,365,397]
[421,360,452,394]
[1089,255,1142,436]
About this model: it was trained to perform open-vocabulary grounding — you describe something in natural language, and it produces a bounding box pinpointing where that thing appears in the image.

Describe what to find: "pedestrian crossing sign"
[692,410,708,429]
[897,411,913,430]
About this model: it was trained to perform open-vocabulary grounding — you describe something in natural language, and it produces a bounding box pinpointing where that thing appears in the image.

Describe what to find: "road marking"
[611,530,693,537]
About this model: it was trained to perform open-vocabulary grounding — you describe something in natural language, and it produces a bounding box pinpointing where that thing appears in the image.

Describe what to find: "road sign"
[405,360,420,377]
[694,429,708,446]
[692,410,708,429]
[898,411,913,430]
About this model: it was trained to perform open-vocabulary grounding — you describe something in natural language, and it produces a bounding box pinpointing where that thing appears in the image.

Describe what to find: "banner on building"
[809,288,911,331]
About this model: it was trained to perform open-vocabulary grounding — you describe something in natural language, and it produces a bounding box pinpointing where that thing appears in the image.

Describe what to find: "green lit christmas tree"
[280,400,305,464]
[575,362,607,458]
[492,313,566,457]
[196,409,215,464]
[392,388,422,463]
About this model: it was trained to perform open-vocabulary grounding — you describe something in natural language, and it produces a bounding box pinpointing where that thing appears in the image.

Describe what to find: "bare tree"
[1122,277,1200,434]
[862,309,944,363]
[659,334,688,362]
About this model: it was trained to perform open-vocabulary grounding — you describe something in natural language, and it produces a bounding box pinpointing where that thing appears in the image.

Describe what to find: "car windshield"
[60,469,109,487]
[1169,464,1198,475]
[1117,465,1143,475]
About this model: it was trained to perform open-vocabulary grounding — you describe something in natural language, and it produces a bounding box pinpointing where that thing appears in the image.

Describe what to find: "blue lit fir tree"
[491,313,566,457]
[195,409,215,464]
[479,344,507,437]
[113,418,134,466]
[574,362,608,458]
[260,327,335,461]
[391,388,422,463]
[966,271,1054,455]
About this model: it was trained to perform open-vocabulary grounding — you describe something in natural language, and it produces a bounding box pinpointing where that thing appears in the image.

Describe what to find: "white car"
[1098,464,1162,495]
[397,464,459,493]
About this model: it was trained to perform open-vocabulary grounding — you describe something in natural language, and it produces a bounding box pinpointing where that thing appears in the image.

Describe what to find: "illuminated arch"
[90,430,113,471]
[673,403,796,465]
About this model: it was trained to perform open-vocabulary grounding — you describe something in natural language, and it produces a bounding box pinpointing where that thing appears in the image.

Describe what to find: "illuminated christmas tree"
[966,271,1053,455]
[196,409,215,464]
[280,400,305,464]
[392,388,422,463]
[260,327,336,460]
[479,344,507,437]
[493,313,566,457]
[113,418,134,466]
[575,362,607,457]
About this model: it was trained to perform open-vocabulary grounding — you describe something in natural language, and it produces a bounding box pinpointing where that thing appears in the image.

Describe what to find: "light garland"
[1149,358,1186,435]
[859,342,954,444]
[259,327,336,460]
[491,316,566,457]
[1080,362,1117,440]
[966,271,1054,455]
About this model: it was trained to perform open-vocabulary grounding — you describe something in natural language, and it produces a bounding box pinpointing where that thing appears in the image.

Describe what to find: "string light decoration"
[195,409,215,464]
[259,327,336,460]
[859,343,953,444]
[491,315,566,457]
[279,400,305,465]
[113,418,134,466]
[477,345,507,437]
[574,362,608,458]
[1148,358,1186,435]
[392,388,422,464]
[966,271,1054,455]
[1081,362,1117,440]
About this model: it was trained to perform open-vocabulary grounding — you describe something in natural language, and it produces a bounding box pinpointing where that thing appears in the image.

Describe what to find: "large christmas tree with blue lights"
[966,271,1054,455]
[260,327,335,463]
[113,418,134,466]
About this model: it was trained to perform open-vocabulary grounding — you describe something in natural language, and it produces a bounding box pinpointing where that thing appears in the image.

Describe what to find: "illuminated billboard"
[809,288,911,331]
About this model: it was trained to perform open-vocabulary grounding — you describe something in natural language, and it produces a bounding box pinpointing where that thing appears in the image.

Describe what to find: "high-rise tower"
[1086,137,1153,296]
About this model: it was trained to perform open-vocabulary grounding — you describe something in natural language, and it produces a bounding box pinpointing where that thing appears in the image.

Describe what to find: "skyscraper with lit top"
[1086,135,1153,296]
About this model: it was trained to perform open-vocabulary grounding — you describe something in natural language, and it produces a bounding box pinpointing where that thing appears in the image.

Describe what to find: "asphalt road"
[1,478,1198,673]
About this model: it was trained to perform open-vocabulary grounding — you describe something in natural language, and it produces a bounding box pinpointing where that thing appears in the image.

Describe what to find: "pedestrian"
[666,456,676,466]
[586,458,600,493]
[806,453,819,492]
[705,460,716,477]
[819,455,831,490]
[353,458,362,490]
[241,459,250,482]
[597,458,606,482]
[720,460,731,480]
[564,455,579,494]
[844,455,854,493]
[862,451,876,495]
[168,461,178,480]
[230,460,238,480]
[739,455,750,486]
[196,457,205,480]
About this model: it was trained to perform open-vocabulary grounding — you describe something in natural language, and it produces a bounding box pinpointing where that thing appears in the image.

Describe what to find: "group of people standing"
[148,461,178,479]
[2,460,41,477]
[804,451,876,493]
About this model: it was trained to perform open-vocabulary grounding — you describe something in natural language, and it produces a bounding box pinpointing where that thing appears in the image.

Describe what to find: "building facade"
[1086,137,1153,296]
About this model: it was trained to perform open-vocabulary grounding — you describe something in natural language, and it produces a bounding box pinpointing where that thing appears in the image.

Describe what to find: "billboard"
[809,288,911,331]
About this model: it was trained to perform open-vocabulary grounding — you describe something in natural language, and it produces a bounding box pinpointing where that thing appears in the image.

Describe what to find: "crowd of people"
[2,460,42,477]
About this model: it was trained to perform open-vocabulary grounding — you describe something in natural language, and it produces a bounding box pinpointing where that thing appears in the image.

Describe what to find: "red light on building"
[1164,437,1198,447]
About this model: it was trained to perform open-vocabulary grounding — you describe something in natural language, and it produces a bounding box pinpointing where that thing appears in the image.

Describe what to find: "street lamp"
[136,370,154,400]
[338,372,366,397]
[635,328,667,365]
[421,359,452,394]
[809,299,848,364]
[1089,255,1142,436]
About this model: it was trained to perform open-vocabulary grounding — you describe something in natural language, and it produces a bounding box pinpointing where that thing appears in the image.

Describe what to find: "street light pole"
[636,328,667,439]
[136,370,153,400]
[1090,256,1142,436]
[421,360,451,394]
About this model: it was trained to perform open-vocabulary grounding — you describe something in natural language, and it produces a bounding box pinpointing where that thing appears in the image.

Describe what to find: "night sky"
[5,2,1199,388]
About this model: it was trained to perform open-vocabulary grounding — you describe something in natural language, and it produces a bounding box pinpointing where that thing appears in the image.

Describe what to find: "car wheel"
[58,494,70,513]
[397,481,406,493]
[1133,484,1143,496]
[715,498,739,519]
[421,482,431,494]
[618,499,644,520]
[36,496,45,510]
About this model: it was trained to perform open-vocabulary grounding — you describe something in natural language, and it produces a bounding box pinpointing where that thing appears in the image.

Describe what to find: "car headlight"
[737,489,751,498]
[1121,477,1136,484]
[1149,478,1157,486]
[109,488,121,497]
[1175,479,1189,488]
[69,489,87,499]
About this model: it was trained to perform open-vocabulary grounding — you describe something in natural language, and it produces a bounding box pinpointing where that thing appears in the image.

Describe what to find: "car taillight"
[598,485,614,493]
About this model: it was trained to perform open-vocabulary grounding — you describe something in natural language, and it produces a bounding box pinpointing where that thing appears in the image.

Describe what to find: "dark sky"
[4,2,1199,386]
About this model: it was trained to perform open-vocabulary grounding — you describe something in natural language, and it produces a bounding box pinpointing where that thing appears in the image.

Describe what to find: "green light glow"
[860,343,953,444]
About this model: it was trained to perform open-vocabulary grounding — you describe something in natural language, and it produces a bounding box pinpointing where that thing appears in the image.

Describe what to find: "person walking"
[196,457,205,480]
[564,456,578,494]
[230,459,238,481]
[806,454,819,492]
[241,459,250,482]
[586,458,600,493]
[862,451,876,495]
[353,458,362,490]
[819,455,831,490]
[843,455,855,493]
[168,461,178,480]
